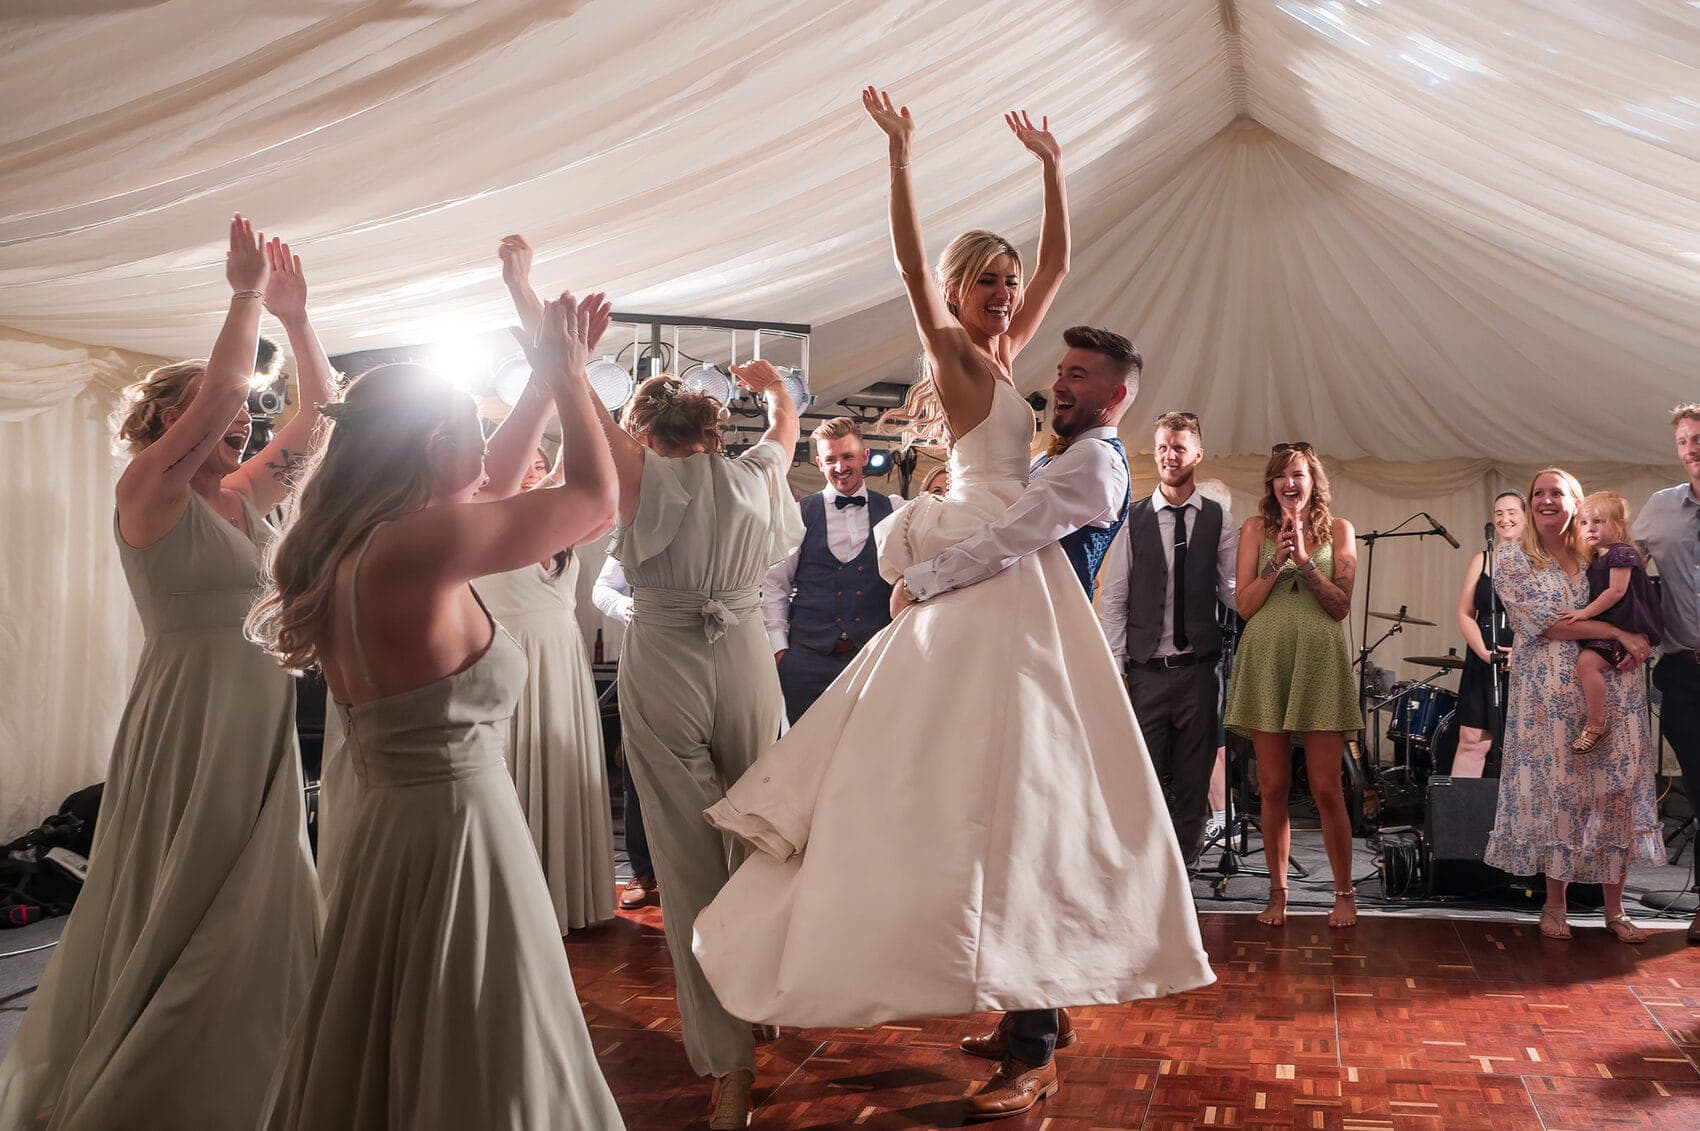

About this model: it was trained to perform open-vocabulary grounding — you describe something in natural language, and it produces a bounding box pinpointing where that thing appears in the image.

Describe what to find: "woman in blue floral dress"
[1489,468,1664,942]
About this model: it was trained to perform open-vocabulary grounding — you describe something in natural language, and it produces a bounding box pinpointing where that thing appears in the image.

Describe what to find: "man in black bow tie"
[762,418,905,724]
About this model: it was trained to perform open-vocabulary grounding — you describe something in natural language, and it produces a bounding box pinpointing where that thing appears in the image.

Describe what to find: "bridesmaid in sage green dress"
[590,361,800,1131]
[1224,443,1363,930]
[0,217,327,1130]
[251,292,623,1130]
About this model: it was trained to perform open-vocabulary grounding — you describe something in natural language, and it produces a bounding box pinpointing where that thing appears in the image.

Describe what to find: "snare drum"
[1385,683,1459,754]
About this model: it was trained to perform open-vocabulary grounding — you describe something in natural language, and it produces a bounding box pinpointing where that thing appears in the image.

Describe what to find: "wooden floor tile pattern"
[565,910,1700,1128]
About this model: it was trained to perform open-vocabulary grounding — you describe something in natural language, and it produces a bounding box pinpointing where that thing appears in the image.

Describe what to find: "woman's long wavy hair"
[1519,467,1588,570]
[246,363,469,673]
[110,360,206,455]
[1258,445,1335,548]
[879,230,1023,449]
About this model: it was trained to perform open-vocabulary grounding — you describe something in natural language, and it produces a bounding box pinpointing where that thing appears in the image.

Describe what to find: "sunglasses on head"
[1271,441,1314,454]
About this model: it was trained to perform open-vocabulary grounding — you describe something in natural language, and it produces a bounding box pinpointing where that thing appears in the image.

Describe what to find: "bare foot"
[1328,889,1357,928]
[1257,887,1288,926]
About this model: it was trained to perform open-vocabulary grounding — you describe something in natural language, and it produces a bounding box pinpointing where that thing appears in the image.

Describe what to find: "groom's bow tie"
[1045,434,1070,458]
[834,494,867,510]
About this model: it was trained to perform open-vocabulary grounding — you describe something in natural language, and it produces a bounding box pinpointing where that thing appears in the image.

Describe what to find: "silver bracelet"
[232,289,264,301]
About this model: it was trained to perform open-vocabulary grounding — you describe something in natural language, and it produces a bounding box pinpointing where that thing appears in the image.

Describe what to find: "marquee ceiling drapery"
[2,0,1698,460]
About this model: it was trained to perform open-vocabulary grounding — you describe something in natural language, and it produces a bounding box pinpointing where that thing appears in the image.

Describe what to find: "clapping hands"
[534,291,605,383]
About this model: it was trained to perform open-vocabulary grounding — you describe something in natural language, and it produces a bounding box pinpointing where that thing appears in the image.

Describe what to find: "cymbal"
[1404,653,1467,670]
[1370,609,1437,627]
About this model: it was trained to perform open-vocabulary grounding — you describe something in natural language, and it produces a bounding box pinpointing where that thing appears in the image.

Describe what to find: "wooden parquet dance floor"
[569,908,1700,1129]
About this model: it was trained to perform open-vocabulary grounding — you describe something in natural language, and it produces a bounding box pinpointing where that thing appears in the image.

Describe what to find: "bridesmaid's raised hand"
[1005,110,1060,166]
[498,234,533,292]
[262,238,308,324]
[861,87,914,147]
[226,213,269,293]
[579,290,613,351]
[730,359,785,397]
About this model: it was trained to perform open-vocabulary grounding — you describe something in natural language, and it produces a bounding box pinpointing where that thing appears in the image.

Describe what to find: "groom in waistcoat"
[762,418,904,725]
[893,325,1141,1122]
[1096,411,1238,865]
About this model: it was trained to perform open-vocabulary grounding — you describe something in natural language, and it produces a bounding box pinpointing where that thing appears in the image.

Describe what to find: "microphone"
[1423,512,1460,549]
[1484,521,1495,540]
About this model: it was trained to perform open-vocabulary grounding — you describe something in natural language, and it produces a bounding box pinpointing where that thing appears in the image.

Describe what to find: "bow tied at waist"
[631,586,763,644]
[833,494,867,509]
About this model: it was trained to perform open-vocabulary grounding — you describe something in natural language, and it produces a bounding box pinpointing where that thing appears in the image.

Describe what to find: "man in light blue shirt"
[1632,403,1700,945]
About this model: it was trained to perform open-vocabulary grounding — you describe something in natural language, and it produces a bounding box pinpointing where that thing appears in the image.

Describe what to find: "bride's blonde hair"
[880,230,1022,449]
[246,363,470,673]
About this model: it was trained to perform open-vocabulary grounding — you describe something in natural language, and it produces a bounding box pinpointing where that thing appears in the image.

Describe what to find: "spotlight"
[865,450,894,476]
[424,335,491,393]
[586,356,637,412]
[680,362,734,405]
[780,366,814,411]
[492,353,531,406]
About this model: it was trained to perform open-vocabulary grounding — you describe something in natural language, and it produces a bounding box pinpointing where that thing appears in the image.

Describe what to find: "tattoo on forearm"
[266,447,308,485]
[1259,559,1280,580]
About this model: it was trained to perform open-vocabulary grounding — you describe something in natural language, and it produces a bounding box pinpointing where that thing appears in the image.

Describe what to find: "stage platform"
[577,907,1699,1129]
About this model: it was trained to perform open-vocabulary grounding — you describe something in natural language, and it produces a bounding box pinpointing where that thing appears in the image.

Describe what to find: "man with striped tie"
[892,325,1140,1118]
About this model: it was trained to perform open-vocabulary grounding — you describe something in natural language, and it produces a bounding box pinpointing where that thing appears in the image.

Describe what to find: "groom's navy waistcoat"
[1048,437,1131,598]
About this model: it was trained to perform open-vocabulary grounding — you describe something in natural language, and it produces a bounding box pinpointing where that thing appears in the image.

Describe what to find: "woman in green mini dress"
[1224,443,1363,929]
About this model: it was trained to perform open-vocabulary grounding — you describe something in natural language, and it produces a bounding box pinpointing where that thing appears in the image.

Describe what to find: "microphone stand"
[1355,513,1456,790]
[1482,524,1507,758]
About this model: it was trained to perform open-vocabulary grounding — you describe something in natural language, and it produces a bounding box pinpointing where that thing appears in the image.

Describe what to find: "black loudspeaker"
[1424,776,1529,897]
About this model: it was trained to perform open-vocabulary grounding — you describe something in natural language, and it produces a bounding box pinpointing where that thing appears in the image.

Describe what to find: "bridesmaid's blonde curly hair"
[247,363,470,673]
[110,361,206,455]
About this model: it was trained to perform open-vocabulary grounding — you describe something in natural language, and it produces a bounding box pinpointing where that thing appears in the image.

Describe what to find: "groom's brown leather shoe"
[959,1008,1075,1060]
[619,875,655,910]
[962,1056,1058,1121]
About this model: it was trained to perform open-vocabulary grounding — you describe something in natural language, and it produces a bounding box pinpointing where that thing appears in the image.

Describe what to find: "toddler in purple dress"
[1559,491,1663,753]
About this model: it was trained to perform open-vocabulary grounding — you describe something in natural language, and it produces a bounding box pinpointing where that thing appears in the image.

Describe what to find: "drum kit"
[1361,608,1467,818]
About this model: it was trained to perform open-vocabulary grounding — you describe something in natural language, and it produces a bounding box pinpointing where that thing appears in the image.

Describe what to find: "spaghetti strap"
[348,524,385,697]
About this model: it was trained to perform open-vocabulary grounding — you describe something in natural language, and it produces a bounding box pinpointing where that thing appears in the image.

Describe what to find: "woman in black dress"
[1451,490,1526,775]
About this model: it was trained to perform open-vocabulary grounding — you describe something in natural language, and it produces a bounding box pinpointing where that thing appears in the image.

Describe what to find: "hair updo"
[111,360,207,455]
[620,375,728,455]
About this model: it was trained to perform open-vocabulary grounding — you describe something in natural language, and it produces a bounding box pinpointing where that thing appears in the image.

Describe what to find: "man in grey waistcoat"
[1097,410,1238,865]
[762,417,904,725]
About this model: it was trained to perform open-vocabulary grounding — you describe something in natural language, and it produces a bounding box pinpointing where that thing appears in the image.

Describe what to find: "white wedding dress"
[692,380,1214,1028]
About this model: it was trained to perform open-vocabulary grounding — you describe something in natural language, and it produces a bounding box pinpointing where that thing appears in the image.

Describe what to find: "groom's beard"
[1053,409,1114,439]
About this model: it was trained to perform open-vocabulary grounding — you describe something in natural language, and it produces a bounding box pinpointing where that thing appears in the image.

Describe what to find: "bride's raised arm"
[1002,111,1069,359]
[862,87,982,407]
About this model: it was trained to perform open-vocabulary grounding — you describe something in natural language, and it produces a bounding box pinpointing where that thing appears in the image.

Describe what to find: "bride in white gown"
[692,91,1213,1035]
